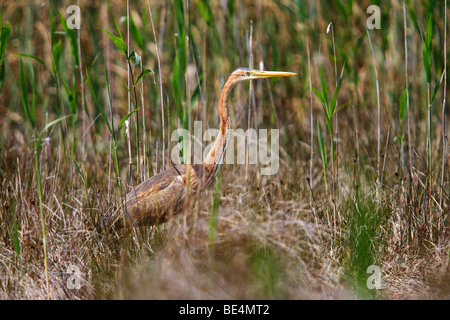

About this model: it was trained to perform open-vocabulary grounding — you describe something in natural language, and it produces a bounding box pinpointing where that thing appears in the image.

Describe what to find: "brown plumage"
[124,68,296,226]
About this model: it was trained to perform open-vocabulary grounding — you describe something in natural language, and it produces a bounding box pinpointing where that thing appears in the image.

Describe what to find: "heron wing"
[125,167,186,225]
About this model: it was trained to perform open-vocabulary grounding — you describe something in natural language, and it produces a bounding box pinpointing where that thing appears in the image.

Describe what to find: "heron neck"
[202,79,235,176]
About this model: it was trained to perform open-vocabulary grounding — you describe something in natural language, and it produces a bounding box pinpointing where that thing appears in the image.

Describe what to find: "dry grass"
[0,0,449,300]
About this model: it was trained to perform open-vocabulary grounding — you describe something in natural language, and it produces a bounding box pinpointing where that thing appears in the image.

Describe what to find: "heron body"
[125,68,295,226]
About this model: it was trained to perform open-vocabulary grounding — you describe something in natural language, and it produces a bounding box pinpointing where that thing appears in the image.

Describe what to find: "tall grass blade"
[0,18,10,93]
[317,120,327,178]
[86,69,113,136]
[329,62,346,116]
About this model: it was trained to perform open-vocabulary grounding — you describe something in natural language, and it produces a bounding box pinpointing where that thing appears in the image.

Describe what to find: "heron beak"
[249,70,297,79]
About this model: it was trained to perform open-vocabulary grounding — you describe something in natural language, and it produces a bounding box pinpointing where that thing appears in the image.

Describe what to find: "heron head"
[231,67,296,82]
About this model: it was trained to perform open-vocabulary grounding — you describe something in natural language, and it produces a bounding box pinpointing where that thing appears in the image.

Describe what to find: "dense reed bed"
[0,0,449,299]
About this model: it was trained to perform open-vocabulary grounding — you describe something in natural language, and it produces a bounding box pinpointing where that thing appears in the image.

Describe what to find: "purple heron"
[125,68,296,226]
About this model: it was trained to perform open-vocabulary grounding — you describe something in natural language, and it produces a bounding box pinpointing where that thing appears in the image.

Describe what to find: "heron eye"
[245,71,251,77]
